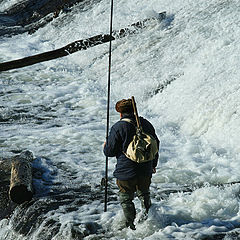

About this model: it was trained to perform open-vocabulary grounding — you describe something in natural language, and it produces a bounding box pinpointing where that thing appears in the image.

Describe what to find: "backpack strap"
[121,118,136,127]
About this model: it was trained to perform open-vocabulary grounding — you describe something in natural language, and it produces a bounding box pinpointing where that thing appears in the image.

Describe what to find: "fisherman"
[103,98,159,230]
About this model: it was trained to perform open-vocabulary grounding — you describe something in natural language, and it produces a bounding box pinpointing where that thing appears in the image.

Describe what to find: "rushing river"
[1,0,240,239]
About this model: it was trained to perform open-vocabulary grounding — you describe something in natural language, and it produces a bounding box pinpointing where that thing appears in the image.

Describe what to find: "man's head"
[115,99,134,114]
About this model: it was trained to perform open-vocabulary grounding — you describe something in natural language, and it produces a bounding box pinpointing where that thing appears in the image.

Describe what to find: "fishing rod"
[104,0,114,212]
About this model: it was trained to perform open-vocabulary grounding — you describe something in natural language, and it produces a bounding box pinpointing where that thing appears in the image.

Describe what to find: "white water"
[1,0,240,239]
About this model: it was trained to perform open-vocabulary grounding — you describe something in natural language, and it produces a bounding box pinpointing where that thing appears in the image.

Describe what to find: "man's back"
[104,113,159,180]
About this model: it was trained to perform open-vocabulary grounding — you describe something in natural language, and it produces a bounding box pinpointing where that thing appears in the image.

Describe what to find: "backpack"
[122,118,159,163]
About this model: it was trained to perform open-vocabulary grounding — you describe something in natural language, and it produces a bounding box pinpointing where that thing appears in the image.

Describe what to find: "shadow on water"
[161,13,175,30]
[0,104,59,125]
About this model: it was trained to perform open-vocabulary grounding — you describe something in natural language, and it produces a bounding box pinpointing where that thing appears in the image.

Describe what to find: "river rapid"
[1,0,240,239]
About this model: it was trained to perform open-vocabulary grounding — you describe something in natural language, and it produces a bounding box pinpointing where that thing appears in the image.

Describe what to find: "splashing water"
[1,0,240,239]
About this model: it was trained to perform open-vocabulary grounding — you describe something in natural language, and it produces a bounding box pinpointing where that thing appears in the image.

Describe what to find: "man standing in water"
[103,98,159,230]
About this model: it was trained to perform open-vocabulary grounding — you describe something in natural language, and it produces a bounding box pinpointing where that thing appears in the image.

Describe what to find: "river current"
[1,0,240,239]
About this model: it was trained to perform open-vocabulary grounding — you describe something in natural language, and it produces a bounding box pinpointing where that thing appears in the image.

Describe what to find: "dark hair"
[115,99,134,114]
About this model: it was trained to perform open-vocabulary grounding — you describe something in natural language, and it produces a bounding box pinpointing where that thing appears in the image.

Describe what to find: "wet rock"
[9,183,106,238]
[0,156,16,219]
[0,0,99,36]
[1,153,116,238]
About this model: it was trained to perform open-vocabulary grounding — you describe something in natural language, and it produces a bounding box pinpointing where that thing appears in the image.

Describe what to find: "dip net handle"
[104,0,114,213]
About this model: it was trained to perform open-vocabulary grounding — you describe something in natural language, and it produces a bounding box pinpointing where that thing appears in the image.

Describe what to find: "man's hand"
[152,167,156,174]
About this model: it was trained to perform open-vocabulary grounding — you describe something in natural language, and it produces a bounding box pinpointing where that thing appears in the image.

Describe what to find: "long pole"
[131,96,142,131]
[104,0,114,212]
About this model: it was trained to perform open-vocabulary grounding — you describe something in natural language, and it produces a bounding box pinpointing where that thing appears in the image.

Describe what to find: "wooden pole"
[0,34,113,72]
[0,12,166,72]
[131,96,142,131]
[9,150,34,204]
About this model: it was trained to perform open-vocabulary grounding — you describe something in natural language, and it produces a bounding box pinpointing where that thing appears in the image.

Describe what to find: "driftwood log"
[0,34,113,72]
[0,12,166,72]
[9,150,34,204]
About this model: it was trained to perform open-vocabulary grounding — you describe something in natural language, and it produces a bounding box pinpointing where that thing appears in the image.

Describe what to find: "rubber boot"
[119,192,136,230]
[137,190,151,222]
